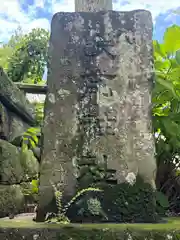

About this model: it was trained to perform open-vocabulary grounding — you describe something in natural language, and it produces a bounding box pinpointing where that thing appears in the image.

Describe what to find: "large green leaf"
[170,58,180,68]
[155,191,169,208]
[175,49,180,64]
[162,118,180,137]
[154,59,170,72]
[153,40,166,59]
[163,25,180,55]
[156,77,178,99]
[168,67,180,83]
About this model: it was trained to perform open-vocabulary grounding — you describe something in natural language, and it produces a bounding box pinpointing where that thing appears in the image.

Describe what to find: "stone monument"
[36,0,157,221]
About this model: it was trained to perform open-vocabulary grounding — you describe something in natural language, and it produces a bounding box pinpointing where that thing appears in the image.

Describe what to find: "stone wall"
[0,102,30,142]
[0,67,39,217]
[0,67,36,141]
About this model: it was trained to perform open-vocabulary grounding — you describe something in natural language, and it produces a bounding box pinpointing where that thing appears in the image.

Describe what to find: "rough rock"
[20,148,39,180]
[0,67,36,141]
[0,184,24,218]
[0,140,39,184]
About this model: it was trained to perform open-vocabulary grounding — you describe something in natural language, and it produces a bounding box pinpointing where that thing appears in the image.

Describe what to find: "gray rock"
[0,184,24,218]
[0,140,39,184]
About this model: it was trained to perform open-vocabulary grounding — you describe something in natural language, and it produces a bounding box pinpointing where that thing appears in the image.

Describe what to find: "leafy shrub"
[153,24,180,213]
[46,186,103,223]
[155,191,169,216]
[21,127,41,155]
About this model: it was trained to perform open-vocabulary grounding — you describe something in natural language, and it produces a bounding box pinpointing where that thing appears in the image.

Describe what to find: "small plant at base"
[48,183,103,223]
[50,181,70,224]
[62,187,103,215]
[87,197,108,220]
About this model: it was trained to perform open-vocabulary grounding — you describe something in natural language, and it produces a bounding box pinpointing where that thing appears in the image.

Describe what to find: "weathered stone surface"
[0,140,39,184]
[37,9,156,219]
[0,67,38,142]
[0,100,33,142]
[0,184,24,218]
[0,67,36,130]
[0,103,9,139]
[9,116,30,142]
[0,140,24,184]
[75,0,112,12]
[20,149,39,179]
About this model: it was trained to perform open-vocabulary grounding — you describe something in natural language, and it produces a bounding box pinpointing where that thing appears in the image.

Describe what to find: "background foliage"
[153,25,180,213]
[0,27,49,84]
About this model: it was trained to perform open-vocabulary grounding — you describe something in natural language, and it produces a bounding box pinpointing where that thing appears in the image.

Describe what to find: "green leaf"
[169,58,180,69]
[26,127,40,135]
[168,67,180,83]
[31,179,38,187]
[163,25,180,55]
[31,179,39,194]
[31,135,39,145]
[175,49,180,64]
[162,118,180,137]
[21,143,28,152]
[156,77,178,99]
[152,105,170,117]
[155,191,169,208]
[175,170,180,176]
[29,140,36,148]
[154,59,170,71]
[153,40,166,59]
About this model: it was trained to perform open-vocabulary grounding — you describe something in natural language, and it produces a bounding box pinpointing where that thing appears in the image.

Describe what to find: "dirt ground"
[1,213,36,221]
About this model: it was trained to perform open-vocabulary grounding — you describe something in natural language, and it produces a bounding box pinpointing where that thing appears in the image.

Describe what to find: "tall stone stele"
[36,0,157,221]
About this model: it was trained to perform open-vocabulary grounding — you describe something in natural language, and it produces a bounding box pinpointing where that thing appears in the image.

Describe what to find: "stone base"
[66,176,160,224]
[0,218,179,240]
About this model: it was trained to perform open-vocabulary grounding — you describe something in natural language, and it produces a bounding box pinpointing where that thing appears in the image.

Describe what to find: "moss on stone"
[66,175,161,223]
[0,218,180,239]
[0,67,36,125]
[0,185,24,217]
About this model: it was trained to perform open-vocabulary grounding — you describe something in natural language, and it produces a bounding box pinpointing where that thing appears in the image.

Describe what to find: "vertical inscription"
[98,107,118,136]
[76,33,118,184]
